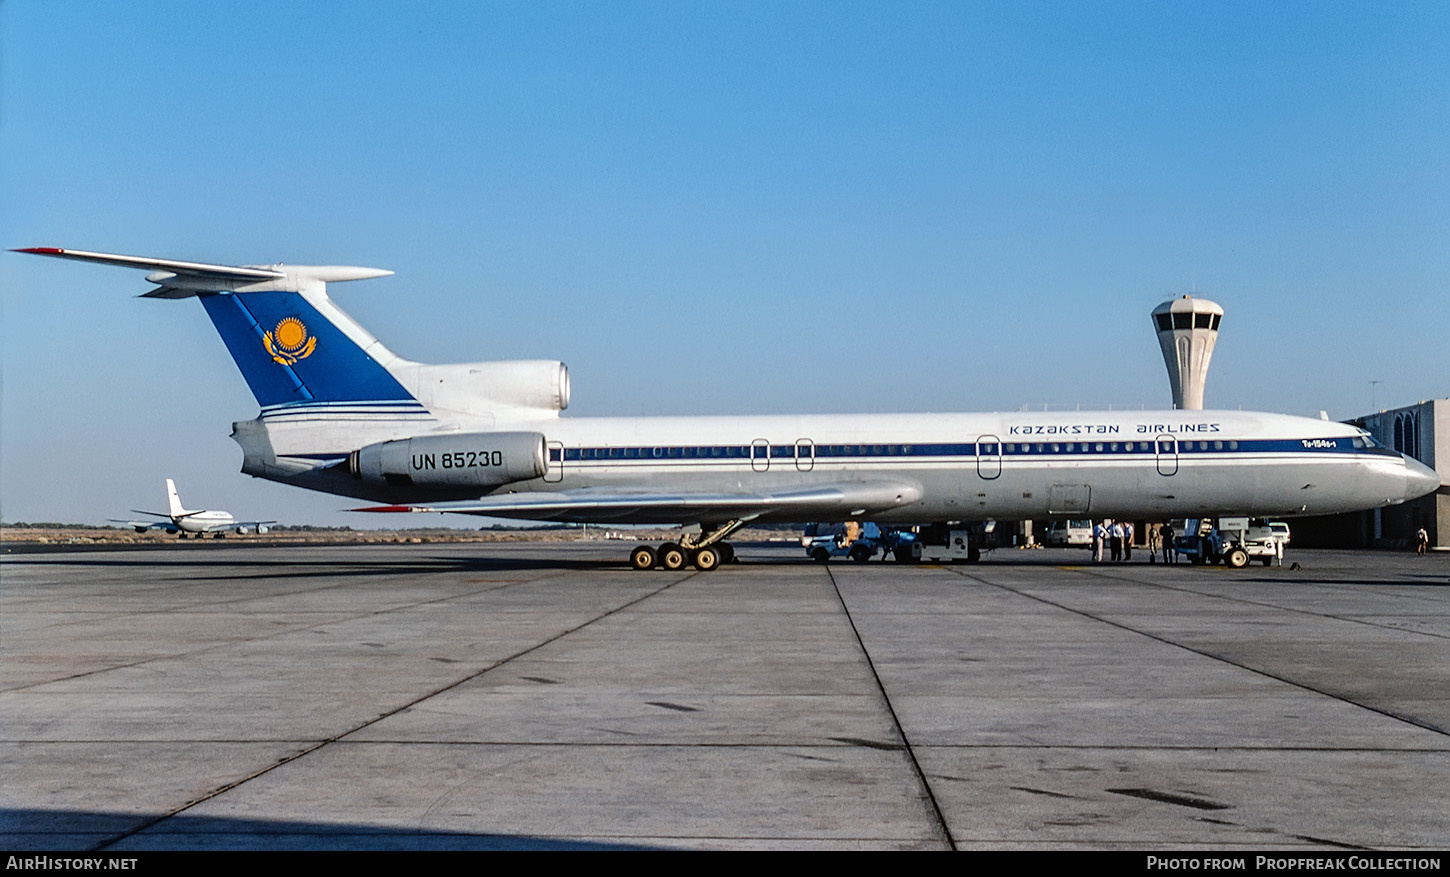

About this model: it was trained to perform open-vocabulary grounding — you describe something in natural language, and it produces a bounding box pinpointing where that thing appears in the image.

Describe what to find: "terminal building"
[1292,398,1449,549]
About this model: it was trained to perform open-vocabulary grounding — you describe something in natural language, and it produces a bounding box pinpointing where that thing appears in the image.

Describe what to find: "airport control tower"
[1152,295,1223,410]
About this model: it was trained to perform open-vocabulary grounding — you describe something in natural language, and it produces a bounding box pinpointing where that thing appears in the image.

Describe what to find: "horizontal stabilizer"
[352,481,923,524]
[14,247,392,296]
[109,519,169,530]
[15,247,285,281]
[134,508,203,520]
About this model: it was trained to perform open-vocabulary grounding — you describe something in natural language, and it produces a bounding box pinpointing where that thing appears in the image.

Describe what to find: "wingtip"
[12,247,64,254]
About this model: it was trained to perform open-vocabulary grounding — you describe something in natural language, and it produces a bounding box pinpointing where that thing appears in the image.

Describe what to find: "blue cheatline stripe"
[556,437,1390,463]
[261,400,426,412]
[199,291,415,408]
[259,400,431,423]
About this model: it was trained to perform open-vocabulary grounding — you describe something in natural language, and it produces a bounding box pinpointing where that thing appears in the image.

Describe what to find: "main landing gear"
[630,542,734,572]
[630,519,750,572]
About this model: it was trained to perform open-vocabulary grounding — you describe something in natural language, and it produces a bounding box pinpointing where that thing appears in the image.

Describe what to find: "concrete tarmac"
[2,542,1447,850]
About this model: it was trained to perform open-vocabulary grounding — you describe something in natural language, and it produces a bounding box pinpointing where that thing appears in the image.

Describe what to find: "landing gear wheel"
[967,547,981,563]
[893,545,914,562]
[810,547,830,562]
[659,543,688,571]
[1226,547,1249,568]
[717,542,735,564]
[693,546,721,571]
[1261,557,1273,567]
[630,545,658,571]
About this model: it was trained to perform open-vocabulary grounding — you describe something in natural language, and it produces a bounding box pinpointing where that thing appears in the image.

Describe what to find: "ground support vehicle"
[1043,519,1093,548]
[1174,517,1286,568]
[803,522,884,562]
[894,522,990,563]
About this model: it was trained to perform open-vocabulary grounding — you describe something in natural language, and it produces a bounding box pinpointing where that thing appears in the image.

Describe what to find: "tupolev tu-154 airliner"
[18,246,1440,571]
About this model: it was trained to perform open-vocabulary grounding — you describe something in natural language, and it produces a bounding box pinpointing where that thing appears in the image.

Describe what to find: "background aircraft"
[114,478,275,538]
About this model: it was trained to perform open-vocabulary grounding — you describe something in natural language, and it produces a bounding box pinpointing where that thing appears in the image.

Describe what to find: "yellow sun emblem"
[263,317,317,365]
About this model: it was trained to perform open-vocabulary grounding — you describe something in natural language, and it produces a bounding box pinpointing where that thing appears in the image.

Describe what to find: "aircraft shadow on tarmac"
[1,551,1301,576]
[1,554,630,577]
[0,543,1134,574]
[8,544,1446,581]
[1,808,667,851]
[1230,574,1450,587]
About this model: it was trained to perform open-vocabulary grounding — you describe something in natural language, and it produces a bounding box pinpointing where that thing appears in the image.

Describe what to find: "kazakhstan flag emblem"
[264,317,317,365]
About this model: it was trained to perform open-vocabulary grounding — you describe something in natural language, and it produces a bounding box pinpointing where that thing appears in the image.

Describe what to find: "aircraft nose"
[1404,457,1441,502]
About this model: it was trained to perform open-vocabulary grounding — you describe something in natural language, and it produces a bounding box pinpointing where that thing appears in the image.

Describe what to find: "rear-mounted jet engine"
[349,432,547,489]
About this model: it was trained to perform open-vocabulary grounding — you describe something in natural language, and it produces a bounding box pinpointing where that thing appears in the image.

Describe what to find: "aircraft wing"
[352,481,922,524]
[109,519,173,531]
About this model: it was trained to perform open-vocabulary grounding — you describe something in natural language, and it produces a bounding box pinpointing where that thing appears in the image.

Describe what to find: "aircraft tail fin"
[197,285,419,410]
[166,479,189,517]
[15,247,420,410]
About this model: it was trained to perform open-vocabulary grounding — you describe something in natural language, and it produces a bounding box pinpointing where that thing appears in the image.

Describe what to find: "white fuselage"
[241,407,1438,523]
[173,509,237,533]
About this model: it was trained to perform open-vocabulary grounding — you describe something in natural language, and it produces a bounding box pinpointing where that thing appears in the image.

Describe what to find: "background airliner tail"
[165,478,191,518]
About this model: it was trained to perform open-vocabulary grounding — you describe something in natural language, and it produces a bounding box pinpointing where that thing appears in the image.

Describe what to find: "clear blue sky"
[3,1,1447,526]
